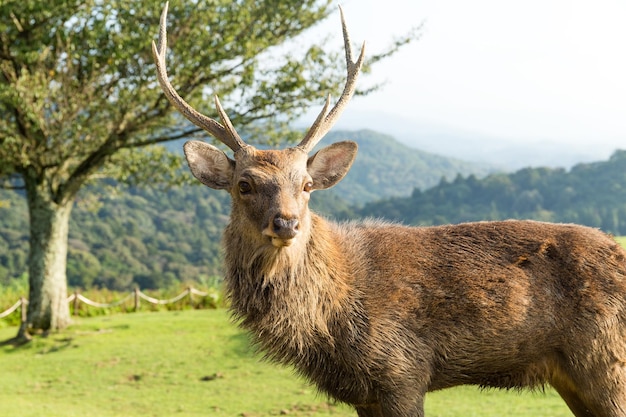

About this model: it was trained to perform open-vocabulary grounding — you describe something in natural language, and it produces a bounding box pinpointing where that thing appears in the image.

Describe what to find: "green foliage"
[359,150,626,235]
[0,310,571,416]
[0,273,27,327]
[68,184,230,290]
[0,0,354,190]
[0,192,28,287]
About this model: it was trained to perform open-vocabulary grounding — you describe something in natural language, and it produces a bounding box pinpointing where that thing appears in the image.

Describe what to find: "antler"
[297,6,366,153]
[152,2,248,152]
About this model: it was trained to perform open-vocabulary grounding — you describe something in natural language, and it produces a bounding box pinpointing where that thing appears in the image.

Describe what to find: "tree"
[0,0,415,340]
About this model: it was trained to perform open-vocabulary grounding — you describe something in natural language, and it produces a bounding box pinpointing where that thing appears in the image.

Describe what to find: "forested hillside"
[0,183,352,290]
[358,150,626,234]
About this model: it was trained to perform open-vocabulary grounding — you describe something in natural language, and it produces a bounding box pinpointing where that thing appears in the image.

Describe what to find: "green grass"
[426,387,570,417]
[0,310,351,417]
[0,310,572,417]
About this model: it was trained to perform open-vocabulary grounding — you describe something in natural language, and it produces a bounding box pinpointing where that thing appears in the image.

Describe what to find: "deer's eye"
[303,181,313,193]
[238,181,252,195]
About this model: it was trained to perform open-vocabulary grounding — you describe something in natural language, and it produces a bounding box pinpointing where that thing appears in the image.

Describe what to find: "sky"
[300,0,626,166]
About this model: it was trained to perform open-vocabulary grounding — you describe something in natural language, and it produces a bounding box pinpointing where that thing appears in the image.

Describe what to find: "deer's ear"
[307,141,357,190]
[183,140,234,190]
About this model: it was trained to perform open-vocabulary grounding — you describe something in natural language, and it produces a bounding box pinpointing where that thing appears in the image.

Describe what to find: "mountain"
[321,130,498,205]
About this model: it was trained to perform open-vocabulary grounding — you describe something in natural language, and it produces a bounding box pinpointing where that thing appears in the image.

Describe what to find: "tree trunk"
[16,176,73,340]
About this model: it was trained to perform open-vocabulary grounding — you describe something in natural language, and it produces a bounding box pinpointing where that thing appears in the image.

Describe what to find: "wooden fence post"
[134,287,140,312]
[20,297,27,325]
[187,286,194,309]
[73,290,80,316]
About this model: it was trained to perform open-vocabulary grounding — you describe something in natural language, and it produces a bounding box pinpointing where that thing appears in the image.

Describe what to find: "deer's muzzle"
[263,215,300,247]
[273,217,299,238]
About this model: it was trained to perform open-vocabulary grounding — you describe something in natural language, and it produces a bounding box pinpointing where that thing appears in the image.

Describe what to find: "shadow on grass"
[0,329,75,354]
[0,331,31,348]
[36,336,75,354]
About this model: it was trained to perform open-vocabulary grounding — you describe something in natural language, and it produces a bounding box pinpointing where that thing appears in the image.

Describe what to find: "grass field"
[0,310,572,417]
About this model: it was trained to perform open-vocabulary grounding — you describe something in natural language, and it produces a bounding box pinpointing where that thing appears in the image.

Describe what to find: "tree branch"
[119,127,203,150]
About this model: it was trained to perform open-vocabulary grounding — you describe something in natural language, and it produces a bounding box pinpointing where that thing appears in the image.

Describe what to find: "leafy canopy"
[0,0,394,197]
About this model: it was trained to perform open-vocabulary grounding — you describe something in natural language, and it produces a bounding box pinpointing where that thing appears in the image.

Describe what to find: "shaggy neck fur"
[224,214,358,364]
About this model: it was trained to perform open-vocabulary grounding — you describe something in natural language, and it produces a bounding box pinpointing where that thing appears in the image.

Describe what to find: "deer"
[152,4,626,417]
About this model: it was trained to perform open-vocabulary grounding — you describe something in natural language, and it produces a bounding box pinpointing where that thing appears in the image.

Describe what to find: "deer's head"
[152,3,364,249]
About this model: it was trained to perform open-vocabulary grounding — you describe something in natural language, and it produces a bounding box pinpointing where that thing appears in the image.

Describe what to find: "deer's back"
[343,219,626,390]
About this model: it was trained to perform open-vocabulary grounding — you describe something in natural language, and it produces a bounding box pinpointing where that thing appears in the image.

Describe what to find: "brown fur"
[182,142,626,417]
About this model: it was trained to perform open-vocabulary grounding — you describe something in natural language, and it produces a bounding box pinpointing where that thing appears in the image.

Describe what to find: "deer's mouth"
[263,230,298,248]
[270,236,296,248]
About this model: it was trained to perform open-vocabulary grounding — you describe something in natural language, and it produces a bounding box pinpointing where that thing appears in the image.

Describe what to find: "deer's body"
[226,209,626,417]
[152,4,626,416]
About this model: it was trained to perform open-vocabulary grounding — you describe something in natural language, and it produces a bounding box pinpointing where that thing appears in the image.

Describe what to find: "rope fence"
[0,298,27,322]
[0,287,215,326]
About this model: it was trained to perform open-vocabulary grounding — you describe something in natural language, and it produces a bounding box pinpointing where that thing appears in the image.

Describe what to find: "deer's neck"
[224,213,358,359]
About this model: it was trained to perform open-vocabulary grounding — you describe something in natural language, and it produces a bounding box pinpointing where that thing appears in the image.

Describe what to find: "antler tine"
[152,2,247,152]
[297,6,366,153]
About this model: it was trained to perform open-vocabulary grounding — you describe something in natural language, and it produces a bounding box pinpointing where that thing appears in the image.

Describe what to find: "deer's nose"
[272,216,299,240]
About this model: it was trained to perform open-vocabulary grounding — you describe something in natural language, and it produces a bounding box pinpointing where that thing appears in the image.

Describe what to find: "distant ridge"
[323,129,498,205]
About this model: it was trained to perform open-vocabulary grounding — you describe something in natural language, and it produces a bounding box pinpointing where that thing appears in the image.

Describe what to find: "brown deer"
[152,4,626,416]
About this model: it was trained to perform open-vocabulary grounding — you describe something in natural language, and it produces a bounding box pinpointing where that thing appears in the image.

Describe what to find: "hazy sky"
[303,0,626,158]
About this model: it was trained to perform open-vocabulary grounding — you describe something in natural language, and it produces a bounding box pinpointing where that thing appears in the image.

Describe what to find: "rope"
[0,299,22,319]
[190,288,209,297]
[137,289,189,305]
[76,293,134,308]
